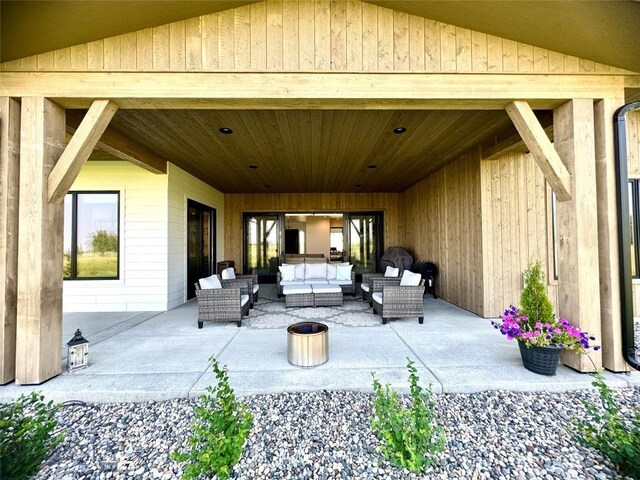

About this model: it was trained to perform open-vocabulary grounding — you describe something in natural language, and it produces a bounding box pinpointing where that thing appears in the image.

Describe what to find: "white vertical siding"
[167,163,225,309]
[63,161,169,312]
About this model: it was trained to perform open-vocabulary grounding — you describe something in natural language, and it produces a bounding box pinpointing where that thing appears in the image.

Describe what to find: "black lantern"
[67,329,89,372]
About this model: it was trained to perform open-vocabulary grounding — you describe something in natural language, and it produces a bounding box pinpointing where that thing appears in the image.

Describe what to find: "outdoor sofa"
[277,261,355,296]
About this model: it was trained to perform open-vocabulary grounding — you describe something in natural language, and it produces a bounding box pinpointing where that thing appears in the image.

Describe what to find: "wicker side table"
[283,285,314,308]
[311,284,343,307]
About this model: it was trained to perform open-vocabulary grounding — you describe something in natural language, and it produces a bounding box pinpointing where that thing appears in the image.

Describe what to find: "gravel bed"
[32,388,639,480]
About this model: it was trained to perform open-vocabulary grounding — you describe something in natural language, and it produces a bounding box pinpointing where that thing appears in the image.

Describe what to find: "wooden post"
[554,99,602,372]
[16,98,66,385]
[595,97,630,371]
[0,97,20,385]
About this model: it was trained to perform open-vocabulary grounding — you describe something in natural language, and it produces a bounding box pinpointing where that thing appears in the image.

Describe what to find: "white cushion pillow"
[336,264,353,281]
[279,265,295,282]
[199,274,222,289]
[326,264,337,280]
[400,270,421,286]
[293,263,306,280]
[384,266,400,277]
[305,262,327,279]
[221,267,236,280]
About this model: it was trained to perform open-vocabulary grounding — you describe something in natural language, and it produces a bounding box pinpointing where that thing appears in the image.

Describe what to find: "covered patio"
[1,290,637,404]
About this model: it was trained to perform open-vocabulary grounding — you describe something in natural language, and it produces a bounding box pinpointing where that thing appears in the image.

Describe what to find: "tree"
[519,260,554,326]
[91,230,117,255]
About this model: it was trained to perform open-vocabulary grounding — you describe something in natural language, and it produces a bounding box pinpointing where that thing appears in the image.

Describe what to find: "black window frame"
[629,179,640,278]
[64,190,121,281]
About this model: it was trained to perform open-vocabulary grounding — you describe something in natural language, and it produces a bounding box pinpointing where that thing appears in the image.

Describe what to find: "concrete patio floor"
[1,285,638,403]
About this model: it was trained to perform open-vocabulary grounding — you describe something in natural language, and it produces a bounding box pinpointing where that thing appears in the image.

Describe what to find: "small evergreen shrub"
[371,359,445,472]
[172,356,253,480]
[573,371,640,478]
[519,260,554,328]
[0,391,64,480]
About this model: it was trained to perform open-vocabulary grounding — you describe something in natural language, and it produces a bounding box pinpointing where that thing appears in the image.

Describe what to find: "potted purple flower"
[492,261,600,375]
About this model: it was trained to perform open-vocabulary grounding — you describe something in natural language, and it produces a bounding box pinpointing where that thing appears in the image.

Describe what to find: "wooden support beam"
[506,100,572,201]
[554,98,602,373]
[594,97,630,371]
[481,111,553,161]
[66,110,167,174]
[16,97,65,385]
[0,72,627,109]
[48,100,118,204]
[0,97,20,385]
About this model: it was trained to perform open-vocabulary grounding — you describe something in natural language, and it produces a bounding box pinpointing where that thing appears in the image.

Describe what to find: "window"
[629,180,640,278]
[550,191,558,280]
[64,192,120,279]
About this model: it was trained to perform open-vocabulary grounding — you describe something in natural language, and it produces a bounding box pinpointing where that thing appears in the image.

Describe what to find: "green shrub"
[519,260,554,327]
[371,359,445,472]
[171,356,253,480]
[573,371,640,478]
[0,391,64,480]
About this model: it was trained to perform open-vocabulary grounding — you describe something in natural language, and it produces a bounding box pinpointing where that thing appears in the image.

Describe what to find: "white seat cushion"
[199,274,222,289]
[253,284,259,293]
[279,265,295,282]
[280,280,306,287]
[400,270,422,286]
[372,292,383,304]
[240,294,250,306]
[282,285,313,295]
[221,267,236,280]
[304,279,328,285]
[311,284,342,294]
[328,279,352,286]
[361,283,370,292]
[384,266,400,277]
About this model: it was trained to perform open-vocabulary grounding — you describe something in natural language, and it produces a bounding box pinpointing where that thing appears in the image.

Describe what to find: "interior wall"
[224,193,399,271]
[479,152,558,317]
[305,217,330,258]
[400,151,484,316]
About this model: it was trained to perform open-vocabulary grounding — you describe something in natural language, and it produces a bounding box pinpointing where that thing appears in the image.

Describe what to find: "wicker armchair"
[194,282,250,328]
[221,268,259,306]
[361,274,401,306]
[372,279,425,325]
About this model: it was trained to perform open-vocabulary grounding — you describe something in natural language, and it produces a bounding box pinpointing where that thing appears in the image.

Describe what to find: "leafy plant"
[172,356,253,480]
[0,391,64,480]
[519,260,554,327]
[573,371,640,478]
[371,359,445,472]
[90,230,118,255]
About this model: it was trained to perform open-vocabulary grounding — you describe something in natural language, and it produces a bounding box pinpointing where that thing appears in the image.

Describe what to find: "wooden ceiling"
[101,109,514,193]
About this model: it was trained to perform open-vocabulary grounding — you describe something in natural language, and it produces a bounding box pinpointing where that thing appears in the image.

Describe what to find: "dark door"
[345,212,384,280]
[244,213,280,283]
[187,200,216,299]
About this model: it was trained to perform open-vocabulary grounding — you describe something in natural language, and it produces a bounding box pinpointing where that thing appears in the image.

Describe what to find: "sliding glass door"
[187,200,215,299]
[244,213,281,283]
[345,212,384,277]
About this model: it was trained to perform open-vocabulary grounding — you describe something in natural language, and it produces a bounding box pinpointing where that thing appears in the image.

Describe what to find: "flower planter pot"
[517,340,561,376]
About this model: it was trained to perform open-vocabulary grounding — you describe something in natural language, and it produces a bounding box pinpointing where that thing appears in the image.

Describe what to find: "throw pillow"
[199,274,222,289]
[221,267,236,280]
[305,262,327,279]
[384,266,400,277]
[293,263,306,280]
[336,264,353,281]
[400,270,422,286]
[279,265,295,282]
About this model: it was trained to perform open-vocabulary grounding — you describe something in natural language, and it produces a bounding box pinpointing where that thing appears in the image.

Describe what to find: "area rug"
[235,296,382,329]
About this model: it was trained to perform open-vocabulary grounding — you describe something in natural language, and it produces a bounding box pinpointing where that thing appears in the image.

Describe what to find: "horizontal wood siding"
[167,163,225,309]
[224,192,399,271]
[399,152,484,316]
[63,161,169,312]
[479,153,558,317]
[2,0,626,75]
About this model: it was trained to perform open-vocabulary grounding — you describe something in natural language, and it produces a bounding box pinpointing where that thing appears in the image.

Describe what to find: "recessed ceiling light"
[368,164,377,169]
[264,184,271,188]
[355,184,363,188]
[219,127,233,134]
[249,164,258,169]
[393,127,407,134]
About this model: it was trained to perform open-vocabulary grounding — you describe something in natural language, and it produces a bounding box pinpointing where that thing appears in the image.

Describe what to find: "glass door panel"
[346,212,383,277]
[244,213,280,283]
[187,200,215,299]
